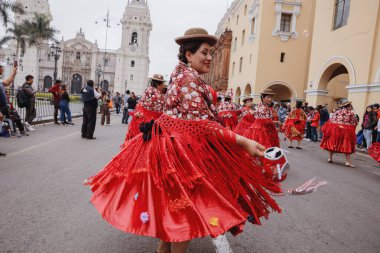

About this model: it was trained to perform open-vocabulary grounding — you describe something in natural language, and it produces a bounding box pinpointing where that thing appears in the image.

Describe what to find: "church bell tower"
[114,0,152,95]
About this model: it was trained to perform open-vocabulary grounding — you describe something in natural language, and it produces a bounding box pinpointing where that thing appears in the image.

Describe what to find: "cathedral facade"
[4,0,152,95]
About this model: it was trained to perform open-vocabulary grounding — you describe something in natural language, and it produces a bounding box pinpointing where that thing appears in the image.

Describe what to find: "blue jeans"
[311,126,318,142]
[60,100,72,123]
[377,132,380,142]
[363,129,373,149]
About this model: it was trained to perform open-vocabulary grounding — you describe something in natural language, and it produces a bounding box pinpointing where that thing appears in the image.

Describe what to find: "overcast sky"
[48,0,230,77]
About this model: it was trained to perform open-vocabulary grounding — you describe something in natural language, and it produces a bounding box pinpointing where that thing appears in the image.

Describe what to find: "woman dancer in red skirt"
[234,97,255,136]
[320,100,358,167]
[217,95,241,130]
[244,89,281,148]
[86,28,281,253]
[283,101,307,149]
[123,74,166,142]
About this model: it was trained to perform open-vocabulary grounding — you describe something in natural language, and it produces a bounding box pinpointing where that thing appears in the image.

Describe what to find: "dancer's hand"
[237,135,266,157]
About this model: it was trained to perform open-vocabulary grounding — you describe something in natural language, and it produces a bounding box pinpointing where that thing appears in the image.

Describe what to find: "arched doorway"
[71,74,82,94]
[318,64,349,112]
[43,76,53,90]
[235,87,241,105]
[244,84,251,96]
[265,84,293,104]
[101,80,109,91]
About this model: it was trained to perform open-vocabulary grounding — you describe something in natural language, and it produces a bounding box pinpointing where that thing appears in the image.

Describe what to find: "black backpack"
[16,88,30,108]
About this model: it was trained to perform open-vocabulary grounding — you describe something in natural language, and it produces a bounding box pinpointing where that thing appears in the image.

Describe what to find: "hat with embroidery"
[175,27,218,47]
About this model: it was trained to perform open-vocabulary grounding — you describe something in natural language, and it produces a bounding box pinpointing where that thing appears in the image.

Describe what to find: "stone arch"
[235,87,241,105]
[71,74,83,94]
[43,76,53,90]
[313,55,356,89]
[263,81,297,102]
[101,80,109,91]
[244,83,252,96]
[313,57,354,111]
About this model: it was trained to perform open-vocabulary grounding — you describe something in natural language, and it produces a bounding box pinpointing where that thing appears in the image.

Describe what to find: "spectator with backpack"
[21,75,36,131]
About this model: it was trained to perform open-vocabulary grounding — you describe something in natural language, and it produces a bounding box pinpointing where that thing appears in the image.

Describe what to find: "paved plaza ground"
[1,116,379,253]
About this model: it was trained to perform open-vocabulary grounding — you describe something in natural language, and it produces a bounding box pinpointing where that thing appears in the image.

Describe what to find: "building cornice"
[304,89,329,96]
[346,83,380,93]
[215,0,245,37]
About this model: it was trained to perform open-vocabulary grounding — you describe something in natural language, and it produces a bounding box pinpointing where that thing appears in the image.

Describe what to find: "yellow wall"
[306,0,380,117]
[220,0,315,105]
[255,0,315,101]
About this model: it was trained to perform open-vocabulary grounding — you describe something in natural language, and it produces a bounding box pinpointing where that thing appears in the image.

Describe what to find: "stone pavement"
[0,116,379,253]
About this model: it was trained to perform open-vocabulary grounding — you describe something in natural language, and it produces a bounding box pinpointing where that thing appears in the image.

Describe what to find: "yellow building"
[216,0,380,117]
[216,0,315,105]
[305,0,380,116]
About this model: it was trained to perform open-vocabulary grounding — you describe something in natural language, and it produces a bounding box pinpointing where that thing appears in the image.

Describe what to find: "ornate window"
[333,0,351,30]
[272,0,301,42]
[280,13,291,32]
[248,0,260,44]
[76,52,80,60]
[131,60,135,67]
[130,74,134,81]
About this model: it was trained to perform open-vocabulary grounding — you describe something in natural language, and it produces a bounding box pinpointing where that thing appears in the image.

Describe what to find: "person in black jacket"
[22,75,36,130]
[81,80,100,139]
[362,105,377,150]
[127,92,137,124]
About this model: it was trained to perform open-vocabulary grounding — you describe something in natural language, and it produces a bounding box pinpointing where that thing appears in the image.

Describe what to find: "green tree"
[0,0,24,27]
[23,13,58,90]
[24,13,58,48]
[0,21,27,59]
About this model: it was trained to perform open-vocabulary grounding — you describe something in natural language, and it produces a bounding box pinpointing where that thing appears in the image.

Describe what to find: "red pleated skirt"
[284,119,306,141]
[320,121,356,154]
[368,143,380,163]
[87,115,281,242]
[244,118,280,149]
[218,111,238,130]
[234,114,255,136]
[124,106,163,143]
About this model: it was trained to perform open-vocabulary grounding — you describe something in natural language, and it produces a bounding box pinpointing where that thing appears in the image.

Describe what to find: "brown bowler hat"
[243,97,253,103]
[339,100,352,108]
[175,28,218,46]
[151,74,165,82]
[260,88,275,95]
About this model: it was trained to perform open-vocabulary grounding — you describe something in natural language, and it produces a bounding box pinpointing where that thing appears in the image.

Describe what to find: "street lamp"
[50,42,62,83]
[95,9,119,91]
[95,64,103,88]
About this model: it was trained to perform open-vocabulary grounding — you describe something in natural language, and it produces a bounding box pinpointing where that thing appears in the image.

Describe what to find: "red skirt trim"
[218,111,239,130]
[124,106,163,143]
[87,115,281,242]
[244,118,280,148]
[234,114,255,136]
[368,143,380,163]
[320,121,356,154]
[283,119,306,141]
